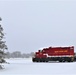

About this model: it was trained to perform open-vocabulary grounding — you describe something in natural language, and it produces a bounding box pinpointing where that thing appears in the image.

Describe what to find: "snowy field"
[0,58,76,75]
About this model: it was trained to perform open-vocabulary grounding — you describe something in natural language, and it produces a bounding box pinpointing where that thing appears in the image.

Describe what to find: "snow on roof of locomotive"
[39,46,74,50]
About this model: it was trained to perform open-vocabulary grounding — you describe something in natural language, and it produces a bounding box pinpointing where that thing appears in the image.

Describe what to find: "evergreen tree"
[0,17,8,68]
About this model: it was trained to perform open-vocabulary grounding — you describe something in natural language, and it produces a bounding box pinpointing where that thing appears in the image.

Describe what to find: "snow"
[0,58,76,75]
[39,46,74,50]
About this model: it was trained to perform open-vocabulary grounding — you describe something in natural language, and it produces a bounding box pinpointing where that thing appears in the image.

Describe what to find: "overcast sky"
[0,0,76,53]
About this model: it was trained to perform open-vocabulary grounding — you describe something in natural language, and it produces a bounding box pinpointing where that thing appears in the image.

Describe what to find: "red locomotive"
[32,46,74,62]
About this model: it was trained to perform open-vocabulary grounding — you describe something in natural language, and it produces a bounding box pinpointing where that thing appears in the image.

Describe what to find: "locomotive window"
[38,50,42,52]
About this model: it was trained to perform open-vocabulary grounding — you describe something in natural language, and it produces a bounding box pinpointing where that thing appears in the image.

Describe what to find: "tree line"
[5,51,35,58]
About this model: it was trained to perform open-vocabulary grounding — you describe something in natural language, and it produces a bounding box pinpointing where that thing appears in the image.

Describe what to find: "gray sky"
[0,0,76,53]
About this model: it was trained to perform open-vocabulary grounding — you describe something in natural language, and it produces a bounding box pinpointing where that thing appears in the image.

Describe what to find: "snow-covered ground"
[0,58,76,75]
